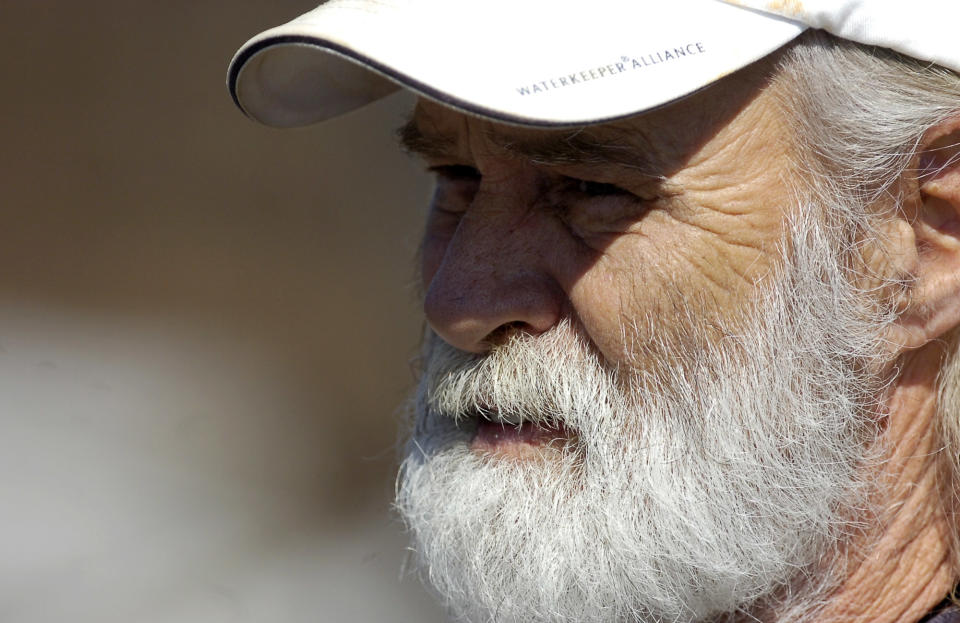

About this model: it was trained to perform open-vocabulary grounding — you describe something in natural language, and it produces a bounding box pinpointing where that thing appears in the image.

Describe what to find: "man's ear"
[888,116,960,351]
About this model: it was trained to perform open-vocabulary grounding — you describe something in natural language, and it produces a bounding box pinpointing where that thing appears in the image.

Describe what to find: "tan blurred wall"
[0,2,442,621]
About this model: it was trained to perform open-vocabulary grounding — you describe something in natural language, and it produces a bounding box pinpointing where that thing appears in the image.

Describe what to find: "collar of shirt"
[922,602,960,623]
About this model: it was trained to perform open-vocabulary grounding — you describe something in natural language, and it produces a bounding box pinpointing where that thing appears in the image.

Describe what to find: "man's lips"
[471,419,570,457]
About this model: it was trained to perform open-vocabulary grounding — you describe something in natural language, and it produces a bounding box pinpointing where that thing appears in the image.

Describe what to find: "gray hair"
[773,30,960,571]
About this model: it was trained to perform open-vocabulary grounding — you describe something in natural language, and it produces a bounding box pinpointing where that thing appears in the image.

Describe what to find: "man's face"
[412,64,791,382]
[397,59,888,622]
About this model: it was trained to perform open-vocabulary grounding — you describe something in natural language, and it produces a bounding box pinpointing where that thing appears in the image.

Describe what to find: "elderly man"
[229,1,960,621]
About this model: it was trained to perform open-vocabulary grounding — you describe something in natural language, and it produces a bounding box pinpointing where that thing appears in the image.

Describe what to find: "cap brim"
[228,0,806,128]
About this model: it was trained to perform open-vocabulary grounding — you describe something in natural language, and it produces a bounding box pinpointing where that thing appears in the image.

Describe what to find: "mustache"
[418,320,622,430]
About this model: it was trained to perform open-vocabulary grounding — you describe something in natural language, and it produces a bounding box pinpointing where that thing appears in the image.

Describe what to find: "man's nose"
[423,190,564,354]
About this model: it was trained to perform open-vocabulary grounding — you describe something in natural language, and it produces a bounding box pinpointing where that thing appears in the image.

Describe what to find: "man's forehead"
[401,57,781,175]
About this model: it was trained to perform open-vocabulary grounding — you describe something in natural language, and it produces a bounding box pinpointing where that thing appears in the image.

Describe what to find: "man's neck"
[806,344,956,622]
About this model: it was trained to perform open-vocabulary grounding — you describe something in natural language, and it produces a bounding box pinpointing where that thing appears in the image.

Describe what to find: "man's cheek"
[566,258,674,365]
[566,242,730,367]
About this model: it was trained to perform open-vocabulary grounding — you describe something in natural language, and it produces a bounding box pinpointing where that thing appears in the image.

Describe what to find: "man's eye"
[428,165,480,216]
[568,177,631,198]
[430,165,481,182]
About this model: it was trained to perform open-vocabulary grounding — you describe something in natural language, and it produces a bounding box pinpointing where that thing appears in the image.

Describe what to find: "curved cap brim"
[228,0,806,128]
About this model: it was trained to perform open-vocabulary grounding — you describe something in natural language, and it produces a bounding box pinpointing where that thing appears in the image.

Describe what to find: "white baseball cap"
[227,0,960,128]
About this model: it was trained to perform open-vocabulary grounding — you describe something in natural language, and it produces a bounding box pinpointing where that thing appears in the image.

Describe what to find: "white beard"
[396,213,891,623]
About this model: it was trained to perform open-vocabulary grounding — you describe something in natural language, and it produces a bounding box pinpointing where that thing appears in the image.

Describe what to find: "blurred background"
[0,2,445,621]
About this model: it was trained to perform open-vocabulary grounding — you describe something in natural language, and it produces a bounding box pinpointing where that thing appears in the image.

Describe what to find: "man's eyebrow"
[396,119,458,160]
[396,118,664,177]
[499,131,664,175]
